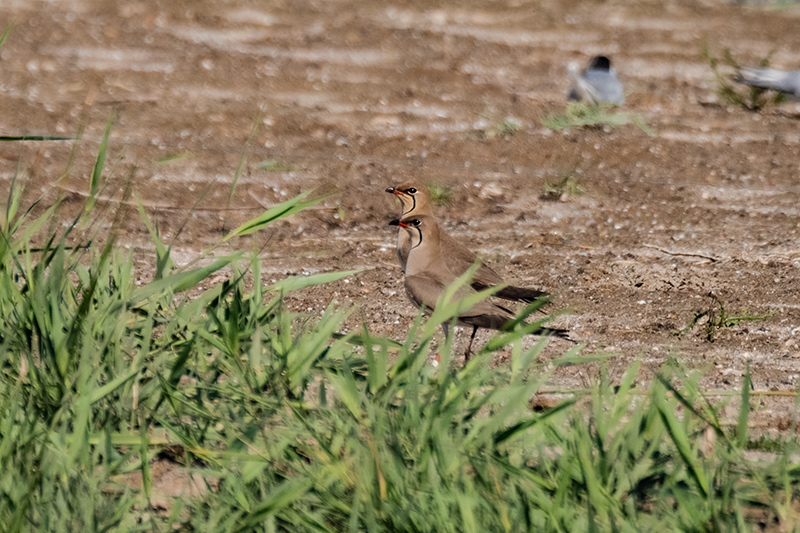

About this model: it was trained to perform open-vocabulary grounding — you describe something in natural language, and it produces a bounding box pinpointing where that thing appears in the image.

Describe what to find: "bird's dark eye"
[412,219,421,227]
[408,188,417,194]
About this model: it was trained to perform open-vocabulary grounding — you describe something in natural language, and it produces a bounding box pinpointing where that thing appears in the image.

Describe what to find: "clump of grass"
[542,102,654,135]
[704,45,787,111]
[4,119,800,532]
[746,434,787,453]
[426,183,454,207]
[674,294,774,341]
[541,172,585,201]
[476,115,523,139]
[496,116,522,136]
[335,200,347,222]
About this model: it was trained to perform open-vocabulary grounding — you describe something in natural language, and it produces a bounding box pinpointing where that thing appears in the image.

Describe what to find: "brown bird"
[385,182,549,303]
[389,214,571,359]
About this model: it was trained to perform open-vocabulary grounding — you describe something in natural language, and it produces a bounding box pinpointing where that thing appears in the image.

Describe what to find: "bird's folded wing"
[404,275,448,312]
[440,231,505,286]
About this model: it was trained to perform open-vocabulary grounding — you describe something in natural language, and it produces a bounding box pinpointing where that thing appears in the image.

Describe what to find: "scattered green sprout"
[674,294,774,342]
[476,114,523,139]
[0,24,11,51]
[541,172,585,201]
[426,183,454,207]
[497,116,522,136]
[257,159,294,172]
[335,201,347,222]
[704,45,787,111]
[157,151,195,163]
[542,101,654,135]
[762,1,800,11]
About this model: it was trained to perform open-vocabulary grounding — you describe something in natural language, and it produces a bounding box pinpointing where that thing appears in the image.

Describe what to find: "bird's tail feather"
[488,284,549,303]
[534,326,575,343]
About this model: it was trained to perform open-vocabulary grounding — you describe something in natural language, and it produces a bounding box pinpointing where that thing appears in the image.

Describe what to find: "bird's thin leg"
[464,326,478,362]
[430,322,451,366]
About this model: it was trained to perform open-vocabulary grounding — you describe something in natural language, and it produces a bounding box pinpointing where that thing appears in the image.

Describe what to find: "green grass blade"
[0,23,12,51]
[737,362,752,448]
[222,190,325,241]
[128,256,237,305]
[234,476,315,531]
[222,110,262,232]
[84,116,114,217]
[267,269,362,293]
[89,368,140,404]
[136,197,174,278]
[654,385,710,497]
[3,162,22,231]
[328,362,363,422]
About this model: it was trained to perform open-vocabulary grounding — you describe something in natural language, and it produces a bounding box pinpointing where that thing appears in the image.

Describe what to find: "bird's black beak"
[388,219,400,226]
[385,187,395,193]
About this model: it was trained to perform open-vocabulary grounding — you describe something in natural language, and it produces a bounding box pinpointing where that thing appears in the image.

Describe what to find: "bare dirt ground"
[2,0,800,432]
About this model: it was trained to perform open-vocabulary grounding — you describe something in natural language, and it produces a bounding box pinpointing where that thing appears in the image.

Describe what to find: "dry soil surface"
[2,0,800,434]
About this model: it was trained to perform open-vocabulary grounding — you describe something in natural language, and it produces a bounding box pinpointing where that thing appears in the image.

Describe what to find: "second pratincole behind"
[386,182,549,303]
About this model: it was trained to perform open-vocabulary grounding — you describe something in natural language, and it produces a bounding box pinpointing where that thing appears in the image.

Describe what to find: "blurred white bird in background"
[567,55,625,105]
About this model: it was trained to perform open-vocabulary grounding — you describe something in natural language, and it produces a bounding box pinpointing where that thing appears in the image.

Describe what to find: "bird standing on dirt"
[567,55,625,105]
[385,182,548,303]
[389,215,571,359]
[735,66,800,98]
